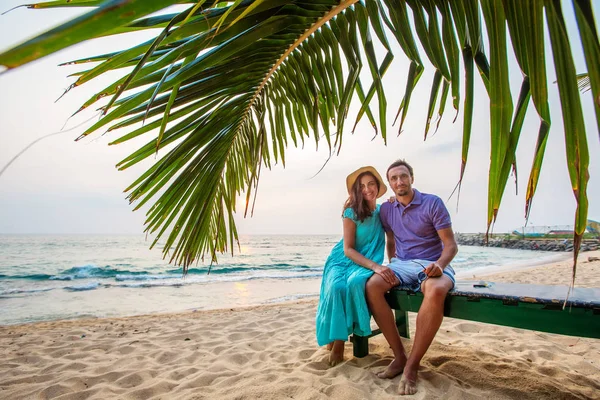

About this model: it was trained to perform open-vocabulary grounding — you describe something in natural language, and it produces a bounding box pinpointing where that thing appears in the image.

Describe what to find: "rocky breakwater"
[455,233,599,253]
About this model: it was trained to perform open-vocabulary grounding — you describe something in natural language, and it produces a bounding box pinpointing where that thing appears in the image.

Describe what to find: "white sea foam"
[64,282,101,291]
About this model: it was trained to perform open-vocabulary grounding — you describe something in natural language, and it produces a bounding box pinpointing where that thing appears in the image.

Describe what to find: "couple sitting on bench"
[315,159,458,396]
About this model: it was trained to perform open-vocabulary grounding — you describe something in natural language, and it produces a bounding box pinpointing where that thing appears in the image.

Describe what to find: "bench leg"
[352,335,369,358]
[395,310,410,338]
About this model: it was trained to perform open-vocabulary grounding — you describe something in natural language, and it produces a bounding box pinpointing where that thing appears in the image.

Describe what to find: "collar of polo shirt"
[393,188,423,209]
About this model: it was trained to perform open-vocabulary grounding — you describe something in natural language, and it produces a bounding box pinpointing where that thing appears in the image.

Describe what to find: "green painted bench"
[350,281,600,358]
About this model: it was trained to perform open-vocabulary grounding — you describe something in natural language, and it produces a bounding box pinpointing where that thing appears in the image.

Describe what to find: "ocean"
[0,234,566,325]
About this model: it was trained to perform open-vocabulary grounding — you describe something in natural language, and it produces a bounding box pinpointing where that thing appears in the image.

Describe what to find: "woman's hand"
[373,265,400,286]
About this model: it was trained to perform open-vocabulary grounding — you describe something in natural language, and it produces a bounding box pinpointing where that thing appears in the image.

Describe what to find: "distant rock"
[454,233,599,253]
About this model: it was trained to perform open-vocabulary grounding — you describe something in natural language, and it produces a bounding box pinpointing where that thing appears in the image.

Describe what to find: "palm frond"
[0,0,598,282]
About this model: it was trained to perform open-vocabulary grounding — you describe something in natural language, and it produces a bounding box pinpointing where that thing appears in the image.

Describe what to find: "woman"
[315,166,398,366]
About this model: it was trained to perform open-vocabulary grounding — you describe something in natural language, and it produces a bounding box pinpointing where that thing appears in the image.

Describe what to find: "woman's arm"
[342,218,399,285]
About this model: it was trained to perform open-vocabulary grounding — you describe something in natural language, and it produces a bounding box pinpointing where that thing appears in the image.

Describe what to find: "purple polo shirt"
[380,189,452,261]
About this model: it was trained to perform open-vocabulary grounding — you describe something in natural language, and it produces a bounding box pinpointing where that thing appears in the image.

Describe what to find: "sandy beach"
[1,251,599,399]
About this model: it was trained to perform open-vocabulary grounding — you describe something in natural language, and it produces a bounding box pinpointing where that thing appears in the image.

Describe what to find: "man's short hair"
[386,159,414,180]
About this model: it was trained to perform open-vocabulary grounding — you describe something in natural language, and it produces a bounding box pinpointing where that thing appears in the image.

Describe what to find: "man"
[366,159,458,395]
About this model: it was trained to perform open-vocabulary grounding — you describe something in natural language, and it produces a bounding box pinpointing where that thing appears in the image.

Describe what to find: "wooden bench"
[350,281,600,358]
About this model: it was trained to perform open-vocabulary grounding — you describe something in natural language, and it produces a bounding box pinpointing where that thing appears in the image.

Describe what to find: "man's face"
[388,165,413,197]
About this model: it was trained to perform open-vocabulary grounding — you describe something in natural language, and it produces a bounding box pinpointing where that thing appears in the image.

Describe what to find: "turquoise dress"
[315,205,385,346]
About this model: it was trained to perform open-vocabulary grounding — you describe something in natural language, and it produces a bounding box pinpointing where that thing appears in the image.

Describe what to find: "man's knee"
[422,278,451,300]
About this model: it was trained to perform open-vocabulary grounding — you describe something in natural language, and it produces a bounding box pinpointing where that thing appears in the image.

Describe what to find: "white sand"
[1,251,599,399]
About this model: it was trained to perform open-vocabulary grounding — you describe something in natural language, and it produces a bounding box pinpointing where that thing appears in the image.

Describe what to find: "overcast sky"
[0,1,598,237]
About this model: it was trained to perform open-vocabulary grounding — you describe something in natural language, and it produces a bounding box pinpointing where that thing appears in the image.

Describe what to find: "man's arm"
[424,227,458,277]
[385,230,396,263]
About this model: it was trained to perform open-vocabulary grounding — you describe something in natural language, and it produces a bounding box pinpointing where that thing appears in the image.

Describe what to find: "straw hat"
[346,166,387,198]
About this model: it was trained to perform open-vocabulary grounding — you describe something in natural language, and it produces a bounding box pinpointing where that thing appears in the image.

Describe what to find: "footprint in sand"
[167,367,200,381]
[227,332,247,341]
[210,345,229,355]
[367,357,394,368]
[38,383,73,398]
[454,322,482,334]
[427,354,454,368]
[296,348,316,360]
[534,365,560,377]
[224,353,250,366]
[57,362,88,372]
[535,349,558,361]
[115,371,156,388]
[302,360,330,372]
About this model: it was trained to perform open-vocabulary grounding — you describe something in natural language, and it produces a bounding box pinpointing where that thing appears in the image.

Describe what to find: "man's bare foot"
[326,342,333,351]
[398,367,417,395]
[376,356,406,379]
[328,340,344,366]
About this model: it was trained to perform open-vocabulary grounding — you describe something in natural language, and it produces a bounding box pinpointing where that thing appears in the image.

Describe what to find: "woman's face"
[359,174,379,202]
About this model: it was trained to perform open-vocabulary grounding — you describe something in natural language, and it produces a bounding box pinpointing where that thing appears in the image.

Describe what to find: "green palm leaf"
[0,0,598,284]
[546,0,590,291]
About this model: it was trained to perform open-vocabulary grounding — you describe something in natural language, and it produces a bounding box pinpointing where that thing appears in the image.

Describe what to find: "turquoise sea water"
[0,234,562,325]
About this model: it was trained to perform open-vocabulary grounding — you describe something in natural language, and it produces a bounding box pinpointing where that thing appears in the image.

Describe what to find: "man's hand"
[373,265,400,286]
[424,262,443,278]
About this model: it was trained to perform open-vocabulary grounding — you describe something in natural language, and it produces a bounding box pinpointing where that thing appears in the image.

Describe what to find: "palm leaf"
[0,0,598,284]
[545,0,590,291]
[573,0,600,138]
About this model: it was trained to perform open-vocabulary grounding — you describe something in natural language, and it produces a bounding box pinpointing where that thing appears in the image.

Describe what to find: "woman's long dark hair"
[343,172,381,222]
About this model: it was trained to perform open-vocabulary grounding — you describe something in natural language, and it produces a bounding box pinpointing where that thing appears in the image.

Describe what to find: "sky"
[0,1,599,237]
